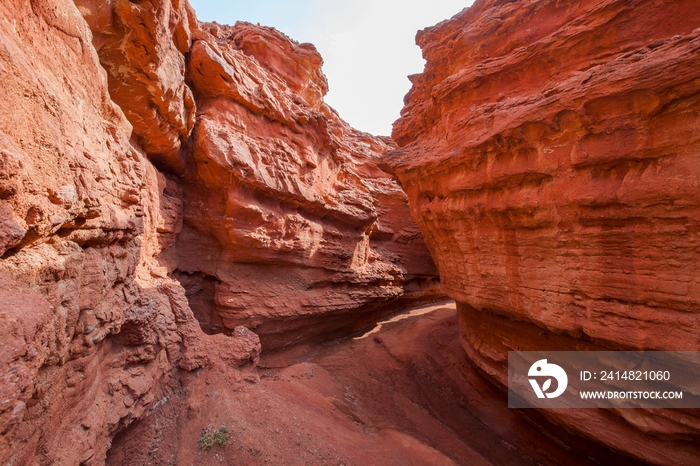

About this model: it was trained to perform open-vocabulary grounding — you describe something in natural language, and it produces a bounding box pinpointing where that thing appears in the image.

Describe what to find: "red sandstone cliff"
[173,22,441,350]
[74,0,198,174]
[383,0,700,464]
[0,1,261,464]
[0,0,439,464]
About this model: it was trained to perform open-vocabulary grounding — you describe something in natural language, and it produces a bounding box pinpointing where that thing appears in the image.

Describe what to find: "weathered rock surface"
[0,0,439,463]
[384,0,700,464]
[75,0,197,174]
[0,1,256,464]
[172,22,441,351]
[102,304,642,466]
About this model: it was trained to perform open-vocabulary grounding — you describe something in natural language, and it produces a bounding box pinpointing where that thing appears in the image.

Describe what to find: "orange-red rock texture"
[0,0,439,464]
[175,22,441,351]
[384,0,700,464]
[75,0,198,174]
[103,303,643,466]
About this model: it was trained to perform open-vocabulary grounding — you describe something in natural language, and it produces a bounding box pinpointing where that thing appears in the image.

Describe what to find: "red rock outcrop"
[0,1,255,464]
[172,22,441,351]
[384,0,700,464]
[0,0,440,463]
[75,0,197,174]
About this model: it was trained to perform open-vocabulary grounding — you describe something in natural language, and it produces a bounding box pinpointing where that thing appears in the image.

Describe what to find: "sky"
[188,0,475,136]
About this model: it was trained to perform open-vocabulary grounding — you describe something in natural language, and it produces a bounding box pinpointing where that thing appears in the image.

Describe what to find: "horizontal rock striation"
[383,0,700,464]
[1,0,439,463]
[172,22,441,350]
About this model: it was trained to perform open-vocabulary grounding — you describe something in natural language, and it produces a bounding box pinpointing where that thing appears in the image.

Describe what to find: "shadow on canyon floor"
[105,302,646,465]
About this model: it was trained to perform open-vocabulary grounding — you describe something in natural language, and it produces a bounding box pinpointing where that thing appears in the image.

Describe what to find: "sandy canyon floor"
[105,302,643,466]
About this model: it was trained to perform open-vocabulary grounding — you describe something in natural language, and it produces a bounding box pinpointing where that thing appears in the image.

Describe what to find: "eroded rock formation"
[0,1,261,464]
[0,0,439,464]
[383,0,700,464]
[173,22,441,350]
[75,0,197,173]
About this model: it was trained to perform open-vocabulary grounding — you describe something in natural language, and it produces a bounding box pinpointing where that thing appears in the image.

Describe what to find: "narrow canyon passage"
[2,0,699,464]
[105,302,640,466]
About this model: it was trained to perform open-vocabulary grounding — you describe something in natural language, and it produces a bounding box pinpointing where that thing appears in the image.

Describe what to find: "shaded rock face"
[102,304,643,466]
[0,0,438,463]
[383,0,700,464]
[173,22,441,350]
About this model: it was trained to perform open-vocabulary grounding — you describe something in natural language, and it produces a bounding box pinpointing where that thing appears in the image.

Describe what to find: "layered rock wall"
[0,1,260,464]
[0,0,439,463]
[384,0,700,464]
[173,22,441,350]
[74,0,197,174]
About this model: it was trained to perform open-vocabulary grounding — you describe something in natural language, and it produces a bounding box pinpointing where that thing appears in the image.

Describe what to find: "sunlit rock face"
[0,1,259,464]
[0,1,440,463]
[383,0,700,463]
[75,0,198,174]
[173,22,442,350]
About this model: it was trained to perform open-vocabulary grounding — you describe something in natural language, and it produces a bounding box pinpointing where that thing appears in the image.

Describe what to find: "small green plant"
[199,424,231,450]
